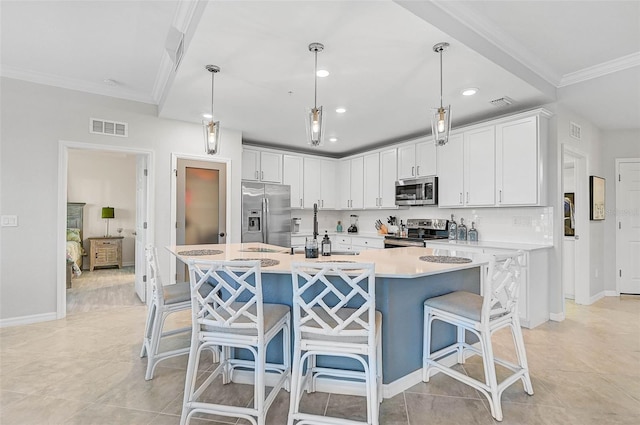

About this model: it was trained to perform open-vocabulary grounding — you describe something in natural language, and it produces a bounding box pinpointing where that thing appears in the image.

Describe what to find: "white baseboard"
[0,312,57,328]
[231,346,471,399]
[604,290,619,297]
[549,312,565,322]
[588,291,605,305]
[122,262,135,267]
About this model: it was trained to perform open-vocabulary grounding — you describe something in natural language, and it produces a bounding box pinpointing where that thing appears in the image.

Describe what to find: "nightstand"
[88,236,123,271]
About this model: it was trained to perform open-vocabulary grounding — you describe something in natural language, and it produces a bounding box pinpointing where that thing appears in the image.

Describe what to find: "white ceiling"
[2,1,638,156]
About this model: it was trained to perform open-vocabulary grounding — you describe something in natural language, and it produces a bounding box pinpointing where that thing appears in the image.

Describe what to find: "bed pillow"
[66,228,82,243]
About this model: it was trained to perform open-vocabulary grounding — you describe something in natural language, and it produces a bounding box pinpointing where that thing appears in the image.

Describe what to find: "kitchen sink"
[330,251,359,256]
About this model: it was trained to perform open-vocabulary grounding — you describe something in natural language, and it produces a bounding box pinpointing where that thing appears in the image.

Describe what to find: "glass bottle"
[336,221,343,233]
[305,237,318,258]
[457,217,468,241]
[322,232,332,256]
[448,214,457,240]
[468,222,478,242]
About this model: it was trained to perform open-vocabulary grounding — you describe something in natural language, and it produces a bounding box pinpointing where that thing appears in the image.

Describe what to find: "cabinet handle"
[261,171,264,180]
[322,199,324,208]
[255,171,259,179]
[466,192,469,203]
[499,190,502,203]
[459,192,463,204]
[416,166,420,176]
[411,166,415,176]
[300,198,303,207]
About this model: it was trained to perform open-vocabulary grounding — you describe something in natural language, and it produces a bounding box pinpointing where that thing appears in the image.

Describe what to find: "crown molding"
[559,51,640,87]
[0,65,155,104]
[429,0,562,86]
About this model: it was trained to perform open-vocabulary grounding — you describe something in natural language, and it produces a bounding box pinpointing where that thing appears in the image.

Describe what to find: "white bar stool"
[422,251,533,421]
[289,262,382,425]
[181,259,290,425]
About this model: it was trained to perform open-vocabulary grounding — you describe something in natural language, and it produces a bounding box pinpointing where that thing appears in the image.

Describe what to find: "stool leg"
[511,319,534,395]
[457,326,465,364]
[287,341,303,425]
[480,327,502,421]
[180,333,200,425]
[422,306,433,382]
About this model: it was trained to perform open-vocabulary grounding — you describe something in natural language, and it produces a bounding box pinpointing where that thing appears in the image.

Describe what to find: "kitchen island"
[168,242,490,398]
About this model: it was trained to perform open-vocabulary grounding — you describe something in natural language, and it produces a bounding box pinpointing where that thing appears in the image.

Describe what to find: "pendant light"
[431,42,452,146]
[306,42,325,147]
[203,64,221,155]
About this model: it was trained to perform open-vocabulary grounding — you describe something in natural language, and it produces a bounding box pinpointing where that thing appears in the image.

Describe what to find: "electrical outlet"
[1,215,18,227]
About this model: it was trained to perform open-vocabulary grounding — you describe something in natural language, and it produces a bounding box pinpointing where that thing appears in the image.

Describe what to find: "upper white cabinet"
[364,149,397,208]
[437,109,549,208]
[283,154,304,208]
[496,116,541,206]
[339,157,364,209]
[303,157,337,209]
[397,139,437,180]
[242,149,282,183]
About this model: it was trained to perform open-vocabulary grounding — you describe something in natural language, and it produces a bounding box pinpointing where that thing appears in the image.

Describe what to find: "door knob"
[219,232,225,237]
[574,235,579,240]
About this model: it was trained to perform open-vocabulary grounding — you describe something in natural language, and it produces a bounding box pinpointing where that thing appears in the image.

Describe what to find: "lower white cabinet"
[332,235,384,253]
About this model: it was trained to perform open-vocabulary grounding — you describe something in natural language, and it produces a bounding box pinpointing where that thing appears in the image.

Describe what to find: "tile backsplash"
[292,206,553,245]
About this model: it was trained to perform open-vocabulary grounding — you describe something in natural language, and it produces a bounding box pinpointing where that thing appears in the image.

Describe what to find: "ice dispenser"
[247,210,261,232]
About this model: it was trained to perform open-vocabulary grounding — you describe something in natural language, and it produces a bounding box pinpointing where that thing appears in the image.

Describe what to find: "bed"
[66,202,86,288]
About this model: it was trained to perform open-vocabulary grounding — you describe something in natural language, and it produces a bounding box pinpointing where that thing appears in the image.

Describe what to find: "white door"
[134,155,148,302]
[617,161,640,294]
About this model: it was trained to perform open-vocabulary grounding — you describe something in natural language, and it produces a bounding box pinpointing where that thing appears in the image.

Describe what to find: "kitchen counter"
[168,242,487,398]
[422,238,552,251]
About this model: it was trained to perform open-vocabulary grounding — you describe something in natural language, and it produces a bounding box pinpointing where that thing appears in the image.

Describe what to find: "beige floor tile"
[63,403,159,425]
[324,393,368,422]
[0,391,91,425]
[404,392,494,425]
[407,364,482,399]
[379,393,408,425]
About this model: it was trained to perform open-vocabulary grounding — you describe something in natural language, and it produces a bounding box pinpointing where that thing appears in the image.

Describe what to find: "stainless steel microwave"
[395,176,438,206]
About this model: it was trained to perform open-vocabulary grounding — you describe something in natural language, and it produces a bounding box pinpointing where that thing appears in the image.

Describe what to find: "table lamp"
[101,206,115,237]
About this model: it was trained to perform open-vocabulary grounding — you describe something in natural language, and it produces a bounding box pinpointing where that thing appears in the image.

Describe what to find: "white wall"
[601,130,640,292]
[68,150,137,266]
[0,77,242,321]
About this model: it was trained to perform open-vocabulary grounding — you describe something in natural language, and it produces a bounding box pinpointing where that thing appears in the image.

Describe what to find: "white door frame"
[57,140,154,318]
[169,152,232,284]
[615,157,640,294]
[561,144,590,306]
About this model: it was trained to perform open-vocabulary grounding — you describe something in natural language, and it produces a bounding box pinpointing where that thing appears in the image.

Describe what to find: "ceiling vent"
[570,121,582,140]
[90,118,128,137]
[489,96,514,108]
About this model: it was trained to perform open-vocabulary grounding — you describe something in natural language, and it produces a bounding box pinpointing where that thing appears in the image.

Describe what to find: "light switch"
[1,215,18,227]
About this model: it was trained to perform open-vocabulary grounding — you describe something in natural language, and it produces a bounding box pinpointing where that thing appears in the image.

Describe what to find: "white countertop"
[292,231,386,239]
[167,242,488,279]
[421,239,553,251]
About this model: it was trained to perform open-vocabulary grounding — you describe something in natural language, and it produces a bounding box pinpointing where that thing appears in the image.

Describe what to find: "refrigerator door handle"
[262,197,269,243]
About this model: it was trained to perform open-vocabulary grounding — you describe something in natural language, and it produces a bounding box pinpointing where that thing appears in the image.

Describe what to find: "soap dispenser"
[321,231,332,256]
[448,214,458,240]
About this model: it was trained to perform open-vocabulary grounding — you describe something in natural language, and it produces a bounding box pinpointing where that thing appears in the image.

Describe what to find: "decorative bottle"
[322,232,332,256]
[457,217,468,241]
[448,214,457,240]
[336,221,343,233]
[468,222,478,242]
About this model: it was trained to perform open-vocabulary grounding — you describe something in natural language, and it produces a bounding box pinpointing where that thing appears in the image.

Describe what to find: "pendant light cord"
[313,50,318,109]
[210,71,215,118]
[439,47,443,109]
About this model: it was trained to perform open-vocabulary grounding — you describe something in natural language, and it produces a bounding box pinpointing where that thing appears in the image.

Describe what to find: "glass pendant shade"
[203,64,221,155]
[203,120,221,154]
[431,105,451,147]
[306,106,324,147]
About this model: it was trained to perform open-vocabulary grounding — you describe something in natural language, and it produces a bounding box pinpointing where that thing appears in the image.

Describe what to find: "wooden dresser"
[88,236,123,271]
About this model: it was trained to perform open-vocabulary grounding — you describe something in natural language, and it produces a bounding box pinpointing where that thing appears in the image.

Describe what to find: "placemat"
[231,258,280,267]
[178,249,223,256]
[419,255,472,264]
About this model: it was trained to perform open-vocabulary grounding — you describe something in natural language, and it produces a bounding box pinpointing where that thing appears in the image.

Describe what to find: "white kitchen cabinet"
[436,133,464,207]
[242,149,282,183]
[364,149,397,208]
[303,157,337,209]
[397,138,436,179]
[496,116,540,206]
[283,154,304,208]
[437,127,495,207]
[339,157,364,209]
[332,235,383,253]
[464,126,495,206]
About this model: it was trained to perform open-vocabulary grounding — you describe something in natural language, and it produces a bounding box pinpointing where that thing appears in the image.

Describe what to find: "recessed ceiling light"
[316,69,329,78]
[329,137,338,143]
[462,88,478,96]
[202,113,213,119]
[335,107,346,113]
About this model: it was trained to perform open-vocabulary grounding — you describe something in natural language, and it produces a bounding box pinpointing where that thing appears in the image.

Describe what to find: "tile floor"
[1,268,639,424]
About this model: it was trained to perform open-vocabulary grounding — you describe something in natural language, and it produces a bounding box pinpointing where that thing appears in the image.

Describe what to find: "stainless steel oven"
[395,176,438,206]
[384,218,449,248]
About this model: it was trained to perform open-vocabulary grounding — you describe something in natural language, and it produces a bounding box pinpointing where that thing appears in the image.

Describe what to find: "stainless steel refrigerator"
[241,182,291,247]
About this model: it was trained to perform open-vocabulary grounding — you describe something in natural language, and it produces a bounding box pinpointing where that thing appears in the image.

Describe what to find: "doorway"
[170,154,230,283]
[616,159,640,294]
[57,141,153,319]
[561,145,589,307]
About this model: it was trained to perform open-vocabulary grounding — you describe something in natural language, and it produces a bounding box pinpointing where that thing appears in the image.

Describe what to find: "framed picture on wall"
[564,193,575,236]
[589,176,605,220]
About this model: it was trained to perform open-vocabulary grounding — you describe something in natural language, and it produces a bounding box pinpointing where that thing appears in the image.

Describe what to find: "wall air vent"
[570,121,582,140]
[90,118,128,137]
[489,96,514,108]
